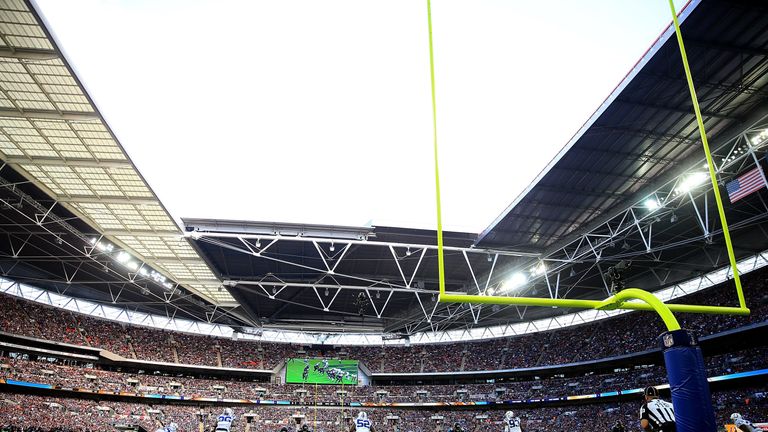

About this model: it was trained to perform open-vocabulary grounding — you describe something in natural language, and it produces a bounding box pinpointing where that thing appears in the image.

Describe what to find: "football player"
[156,422,178,432]
[350,411,374,432]
[731,413,760,432]
[215,408,235,432]
[504,411,522,432]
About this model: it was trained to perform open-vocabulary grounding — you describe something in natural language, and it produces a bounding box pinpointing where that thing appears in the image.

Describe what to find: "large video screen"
[285,358,359,385]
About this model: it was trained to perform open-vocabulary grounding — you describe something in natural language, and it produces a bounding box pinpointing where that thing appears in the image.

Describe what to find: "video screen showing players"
[286,358,359,385]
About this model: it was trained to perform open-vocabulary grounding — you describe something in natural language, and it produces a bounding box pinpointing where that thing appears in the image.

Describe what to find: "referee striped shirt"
[640,399,676,431]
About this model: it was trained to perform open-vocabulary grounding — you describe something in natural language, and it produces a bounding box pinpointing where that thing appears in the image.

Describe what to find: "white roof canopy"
[0,0,230,304]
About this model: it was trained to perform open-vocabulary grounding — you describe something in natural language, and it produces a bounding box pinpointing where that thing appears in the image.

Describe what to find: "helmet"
[644,386,659,397]
[223,408,233,416]
[358,412,368,421]
[731,413,743,421]
[505,411,514,419]
[169,423,178,432]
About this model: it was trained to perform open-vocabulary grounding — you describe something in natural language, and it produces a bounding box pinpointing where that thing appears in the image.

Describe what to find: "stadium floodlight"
[644,198,660,210]
[676,172,708,193]
[125,261,139,271]
[150,271,167,284]
[330,242,335,252]
[752,129,768,145]
[116,251,131,263]
[93,240,114,252]
[501,272,527,293]
[256,238,262,248]
[530,262,546,276]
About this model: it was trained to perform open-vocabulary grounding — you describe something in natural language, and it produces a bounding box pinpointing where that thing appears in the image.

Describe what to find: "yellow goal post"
[427,0,750,332]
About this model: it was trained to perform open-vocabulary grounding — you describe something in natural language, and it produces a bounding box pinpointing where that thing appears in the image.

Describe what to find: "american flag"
[726,167,766,203]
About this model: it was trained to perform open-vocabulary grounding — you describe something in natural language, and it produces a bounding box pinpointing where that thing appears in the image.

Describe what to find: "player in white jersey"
[216,408,235,432]
[350,411,375,432]
[156,422,178,432]
[732,413,760,432]
[503,411,522,432]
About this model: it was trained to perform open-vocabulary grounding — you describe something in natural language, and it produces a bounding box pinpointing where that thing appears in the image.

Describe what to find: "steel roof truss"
[534,115,768,287]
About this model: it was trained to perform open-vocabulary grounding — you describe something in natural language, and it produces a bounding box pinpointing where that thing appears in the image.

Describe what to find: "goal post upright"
[665,0,746,310]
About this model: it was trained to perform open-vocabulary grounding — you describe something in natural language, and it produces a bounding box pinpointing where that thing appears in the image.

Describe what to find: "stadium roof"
[0,0,230,306]
[477,0,768,252]
[187,0,768,334]
[2,0,768,337]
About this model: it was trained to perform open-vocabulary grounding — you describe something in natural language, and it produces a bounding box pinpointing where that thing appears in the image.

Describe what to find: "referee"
[640,386,676,431]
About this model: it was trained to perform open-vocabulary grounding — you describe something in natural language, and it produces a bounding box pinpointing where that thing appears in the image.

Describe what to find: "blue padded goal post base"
[659,329,716,432]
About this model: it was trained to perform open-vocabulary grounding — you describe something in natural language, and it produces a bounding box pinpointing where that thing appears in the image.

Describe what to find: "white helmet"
[223,408,233,416]
[169,423,178,432]
[505,411,514,419]
[358,412,368,421]
[731,413,742,421]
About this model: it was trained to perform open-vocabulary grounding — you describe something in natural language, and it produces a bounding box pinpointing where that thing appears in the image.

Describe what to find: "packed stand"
[1,343,767,405]
[0,266,766,374]
[0,389,767,432]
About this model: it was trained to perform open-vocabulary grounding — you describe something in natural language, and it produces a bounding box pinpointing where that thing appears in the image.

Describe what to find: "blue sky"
[36,0,688,233]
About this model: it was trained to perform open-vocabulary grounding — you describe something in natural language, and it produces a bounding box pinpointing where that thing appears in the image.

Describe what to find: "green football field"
[285,358,358,385]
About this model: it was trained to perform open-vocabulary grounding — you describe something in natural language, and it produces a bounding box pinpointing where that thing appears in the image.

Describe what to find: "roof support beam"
[615,98,737,120]
[4,157,130,168]
[685,38,768,58]
[640,71,768,98]
[57,196,159,205]
[0,46,58,60]
[575,144,681,165]
[188,230,540,258]
[533,185,625,198]
[588,126,700,146]
[0,108,100,121]
[173,278,223,284]
[99,229,180,236]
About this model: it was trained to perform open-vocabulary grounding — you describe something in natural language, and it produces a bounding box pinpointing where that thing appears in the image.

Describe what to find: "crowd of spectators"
[1,344,766,404]
[0,389,766,432]
[1,267,766,374]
